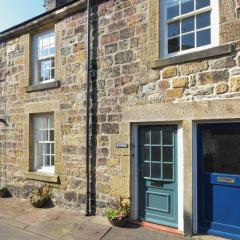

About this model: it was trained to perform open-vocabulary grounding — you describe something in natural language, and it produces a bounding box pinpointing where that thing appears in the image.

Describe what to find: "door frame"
[131,122,184,232]
[193,120,240,234]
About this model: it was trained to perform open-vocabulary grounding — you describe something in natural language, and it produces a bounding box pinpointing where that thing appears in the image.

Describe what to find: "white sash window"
[160,0,219,57]
[32,114,55,174]
[32,30,55,84]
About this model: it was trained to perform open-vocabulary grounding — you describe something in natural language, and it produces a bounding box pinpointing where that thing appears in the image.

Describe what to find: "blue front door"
[138,125,178,228]
[198,123,240,240]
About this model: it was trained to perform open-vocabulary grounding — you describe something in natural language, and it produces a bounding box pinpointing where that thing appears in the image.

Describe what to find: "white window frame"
[32,29,55,85]
[160,0,219,58]
[32,114,55,174]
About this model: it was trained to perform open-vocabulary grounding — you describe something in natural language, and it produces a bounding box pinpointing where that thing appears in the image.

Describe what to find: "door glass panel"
[143,162,150,178]
[203,127,240,175]
[151,163,161,179]
[163,164,173,180]
[151,129,161,145]
[163,146,174,162]
[163,130,173,145]
[144,130,150,144]
[143,146,150,161]
[152,146,161,162]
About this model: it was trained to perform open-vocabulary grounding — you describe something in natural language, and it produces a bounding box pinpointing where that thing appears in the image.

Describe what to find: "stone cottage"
[1,0,240,238]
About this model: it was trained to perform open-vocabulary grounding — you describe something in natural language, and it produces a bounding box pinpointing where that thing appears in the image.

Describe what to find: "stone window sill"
[26,80,60,93]
[25,172,59,183]
[149,44,232,69]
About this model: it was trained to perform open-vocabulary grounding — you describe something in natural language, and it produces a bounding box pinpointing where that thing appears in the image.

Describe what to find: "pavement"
[0,198,226,240]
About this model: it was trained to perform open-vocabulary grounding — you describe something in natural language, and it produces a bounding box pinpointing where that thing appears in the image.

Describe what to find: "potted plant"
[106,197,130,227]
[30,185,52,208]
[0,187,7,198]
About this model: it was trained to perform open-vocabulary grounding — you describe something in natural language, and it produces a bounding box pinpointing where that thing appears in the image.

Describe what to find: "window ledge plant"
[30,185,52,208]
[106,197,130,227]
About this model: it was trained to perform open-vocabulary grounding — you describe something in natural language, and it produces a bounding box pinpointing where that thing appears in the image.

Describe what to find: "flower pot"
[108,218,128,227]
[31,197,48,208]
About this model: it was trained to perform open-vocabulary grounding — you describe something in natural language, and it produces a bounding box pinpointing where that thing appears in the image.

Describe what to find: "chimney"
[44,0,72,11]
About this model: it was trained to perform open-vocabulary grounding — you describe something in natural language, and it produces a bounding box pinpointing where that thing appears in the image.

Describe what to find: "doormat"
[61,222,111,240]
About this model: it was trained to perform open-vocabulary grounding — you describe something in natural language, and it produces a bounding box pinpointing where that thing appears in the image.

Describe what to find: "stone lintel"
[123,98,240,123]
[25,101,59,113]
[26,80,61,93]
[149,44,232,69]
[25,172,59,183]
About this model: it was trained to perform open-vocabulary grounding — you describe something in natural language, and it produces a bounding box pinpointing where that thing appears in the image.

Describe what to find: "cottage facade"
[0,0,240,238]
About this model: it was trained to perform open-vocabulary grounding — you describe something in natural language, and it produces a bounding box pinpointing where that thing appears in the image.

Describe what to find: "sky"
[0,0,45,32]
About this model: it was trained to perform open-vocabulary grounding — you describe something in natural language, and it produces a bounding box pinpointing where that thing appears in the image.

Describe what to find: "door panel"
[138,126,178,228]
[198,123,240,240]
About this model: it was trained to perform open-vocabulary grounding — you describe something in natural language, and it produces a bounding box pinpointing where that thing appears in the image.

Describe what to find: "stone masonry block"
[198,70,229,85]
[162,66,177,79]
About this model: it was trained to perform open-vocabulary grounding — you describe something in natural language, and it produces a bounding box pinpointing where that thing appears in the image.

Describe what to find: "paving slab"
[0,198,228,240]
[0,221,48,240]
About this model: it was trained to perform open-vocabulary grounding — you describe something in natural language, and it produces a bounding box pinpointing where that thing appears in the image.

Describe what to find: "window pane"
[197,29,211,47]
[167,0,179,19]
[50,130,54,141]
[151,129,161,144]
[151,163,161,179]
[182,33,195,50]
[35,143,43,169]
[168,21,180,38]
[41,130,48,141]
[181,0,194,14]
[143,162,150,178]
[163,131,173,145]
[152,146,161,162]
[44,155,51,167]
[51,156,55,166]
[163,164,173,180]
[43,143,50,155]
[51,69,55,80]
[168,37,180,54]
[197,12,210,29]
[163,147,174,162]
[143,146,150,161]
[51,143,54,154]
[182,17,194,33]
[196,0,210,9]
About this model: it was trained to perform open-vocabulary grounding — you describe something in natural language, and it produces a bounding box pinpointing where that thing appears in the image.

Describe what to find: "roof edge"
[0,0,86,42]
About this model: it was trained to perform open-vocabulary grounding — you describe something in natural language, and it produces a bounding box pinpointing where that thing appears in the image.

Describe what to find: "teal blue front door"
[138,126,178,228]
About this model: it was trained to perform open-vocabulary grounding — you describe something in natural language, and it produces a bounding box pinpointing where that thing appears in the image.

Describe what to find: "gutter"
[85,0,91,216]
[0,0,86,42]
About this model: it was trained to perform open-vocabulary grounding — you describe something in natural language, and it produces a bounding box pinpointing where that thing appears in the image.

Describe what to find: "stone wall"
[1,0,240,217]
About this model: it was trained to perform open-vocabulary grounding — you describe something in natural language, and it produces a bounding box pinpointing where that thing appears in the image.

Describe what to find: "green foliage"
[105,197,130,221]
[30,185,52,204]
[0,187,7,193]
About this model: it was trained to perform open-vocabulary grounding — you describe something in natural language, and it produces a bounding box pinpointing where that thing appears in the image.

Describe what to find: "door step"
[130,220,182,235]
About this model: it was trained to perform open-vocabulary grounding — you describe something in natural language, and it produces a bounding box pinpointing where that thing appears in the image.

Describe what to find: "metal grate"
[62,222,111,240]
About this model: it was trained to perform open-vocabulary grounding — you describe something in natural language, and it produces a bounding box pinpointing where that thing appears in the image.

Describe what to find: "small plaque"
[116,143,128,148]
[217,177,235,184]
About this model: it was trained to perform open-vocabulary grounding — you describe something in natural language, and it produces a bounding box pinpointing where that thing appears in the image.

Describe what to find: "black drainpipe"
[85,0,91,216]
